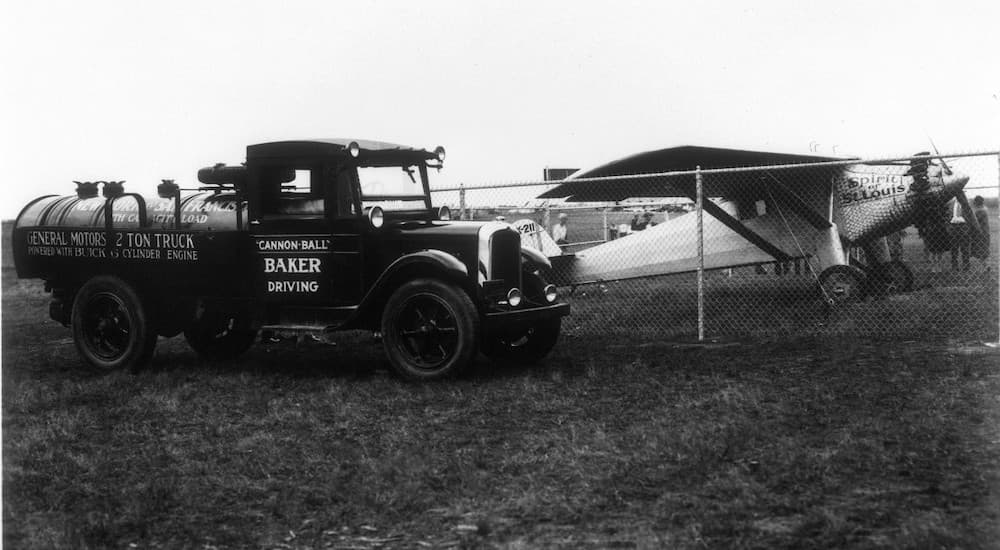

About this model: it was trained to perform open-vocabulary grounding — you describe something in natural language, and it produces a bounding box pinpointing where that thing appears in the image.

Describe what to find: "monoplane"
[524,146,977,303]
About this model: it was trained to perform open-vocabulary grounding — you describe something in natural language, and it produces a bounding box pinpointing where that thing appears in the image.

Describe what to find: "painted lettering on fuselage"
[834,169,909,206]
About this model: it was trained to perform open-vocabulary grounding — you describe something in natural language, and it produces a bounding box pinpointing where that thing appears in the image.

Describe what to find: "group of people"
[919,195,991,272]
[549,210,660,247]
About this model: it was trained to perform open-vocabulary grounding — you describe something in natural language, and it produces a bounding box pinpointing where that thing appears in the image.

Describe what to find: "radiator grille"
[489,229,521,288]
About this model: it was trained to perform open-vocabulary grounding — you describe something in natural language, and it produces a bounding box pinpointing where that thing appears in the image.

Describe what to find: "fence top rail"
[431,150,1000,193]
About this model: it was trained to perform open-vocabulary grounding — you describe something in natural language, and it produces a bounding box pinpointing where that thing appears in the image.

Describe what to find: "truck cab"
[12,139,569,380]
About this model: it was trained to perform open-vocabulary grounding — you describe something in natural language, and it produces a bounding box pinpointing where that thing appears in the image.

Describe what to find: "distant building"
[543,167,579,181]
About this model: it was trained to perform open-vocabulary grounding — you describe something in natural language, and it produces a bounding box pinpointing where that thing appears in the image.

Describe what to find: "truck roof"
[247,139,436,161]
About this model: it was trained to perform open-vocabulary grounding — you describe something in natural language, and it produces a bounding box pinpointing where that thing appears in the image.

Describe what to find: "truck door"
[250,165,363,308]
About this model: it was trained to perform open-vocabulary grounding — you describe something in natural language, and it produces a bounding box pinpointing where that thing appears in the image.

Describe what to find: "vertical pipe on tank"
[174,192,182,230]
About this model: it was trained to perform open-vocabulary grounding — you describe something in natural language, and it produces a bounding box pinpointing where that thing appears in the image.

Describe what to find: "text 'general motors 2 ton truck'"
[13,139,570,380]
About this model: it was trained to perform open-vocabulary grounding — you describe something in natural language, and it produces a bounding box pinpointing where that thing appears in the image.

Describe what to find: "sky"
[2,0,999,219]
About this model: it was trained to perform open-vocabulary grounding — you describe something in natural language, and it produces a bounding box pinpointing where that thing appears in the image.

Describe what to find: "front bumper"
[483,302,570,329]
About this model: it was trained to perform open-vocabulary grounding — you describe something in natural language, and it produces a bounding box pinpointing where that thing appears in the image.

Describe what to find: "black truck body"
[12,139,569,379]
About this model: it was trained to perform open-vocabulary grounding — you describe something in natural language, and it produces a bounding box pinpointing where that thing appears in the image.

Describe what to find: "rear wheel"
[184,303,257,361]
[71,275,157,372]
[381,279,479,381]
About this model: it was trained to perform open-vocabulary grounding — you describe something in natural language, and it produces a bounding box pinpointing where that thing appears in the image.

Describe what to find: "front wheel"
[481,270,561,363]
[71,275,157,372]
[381,279,479,381]
[481,318,561,364]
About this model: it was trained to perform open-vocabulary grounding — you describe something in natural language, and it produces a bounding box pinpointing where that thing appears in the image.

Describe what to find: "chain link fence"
[434,151,1000,343]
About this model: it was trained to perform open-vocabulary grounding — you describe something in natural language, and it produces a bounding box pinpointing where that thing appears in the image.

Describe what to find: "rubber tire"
[481,271,561,364]
[71,275,157,372]
[381,278,479,381]
[481,318,562,364]
[184,309,257,361]
[870,260,914,295]
[818,265,867,305]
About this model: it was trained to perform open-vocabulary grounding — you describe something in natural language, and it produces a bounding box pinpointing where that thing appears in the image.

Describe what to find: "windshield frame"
[357,162,432,211]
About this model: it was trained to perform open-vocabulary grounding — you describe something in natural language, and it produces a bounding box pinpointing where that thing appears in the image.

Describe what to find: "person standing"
[552,212,569,246]
[887,229,906,261]
[971,196,991,271]
[948,198,971,271]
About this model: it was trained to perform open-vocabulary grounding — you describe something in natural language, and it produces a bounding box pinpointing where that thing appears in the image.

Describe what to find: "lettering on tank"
[23,229,200,261]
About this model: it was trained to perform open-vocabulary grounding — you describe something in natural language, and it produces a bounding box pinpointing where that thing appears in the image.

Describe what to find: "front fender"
[520,245,552,271]
[354,249,469,325]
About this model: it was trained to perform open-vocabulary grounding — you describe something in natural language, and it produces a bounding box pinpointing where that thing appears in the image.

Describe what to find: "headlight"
[434,146,446,163]
[438,205,451,221]
[348,141,361,158]
[368,206,384,228]
[544,284,558,303]
[507,288,522,307]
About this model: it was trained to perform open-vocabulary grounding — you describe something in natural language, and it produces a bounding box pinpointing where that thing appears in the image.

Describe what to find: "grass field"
[4,218,1000,548]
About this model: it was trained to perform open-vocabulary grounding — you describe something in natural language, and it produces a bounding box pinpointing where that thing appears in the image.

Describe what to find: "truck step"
[260,324,336,332]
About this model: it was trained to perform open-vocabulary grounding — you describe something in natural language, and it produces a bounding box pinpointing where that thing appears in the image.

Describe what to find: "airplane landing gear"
[818,265,867,304]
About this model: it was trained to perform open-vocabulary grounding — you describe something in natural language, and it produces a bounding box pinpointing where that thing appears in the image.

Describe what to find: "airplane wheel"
[870,260,914,295]
[818,265,867,305]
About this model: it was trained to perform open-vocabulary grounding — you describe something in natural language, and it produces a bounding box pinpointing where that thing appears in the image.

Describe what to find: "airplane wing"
[537,145,845,202]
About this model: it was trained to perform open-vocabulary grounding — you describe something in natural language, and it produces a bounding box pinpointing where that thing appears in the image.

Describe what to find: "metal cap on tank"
[75,181,99,199]
[102,180,125,198]
[157,179,180,198]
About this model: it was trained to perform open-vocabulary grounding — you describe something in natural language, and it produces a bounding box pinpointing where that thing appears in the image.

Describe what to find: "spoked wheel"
[72,275,157,372]
[818,265,867,305]
[184,304,257,361]
[481,271,561,363]
[869,260,914,295]
[481,318,561,364]
[381,279,479,381]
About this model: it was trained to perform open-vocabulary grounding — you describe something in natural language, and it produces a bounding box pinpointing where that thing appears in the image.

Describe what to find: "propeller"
[927,139,981,237]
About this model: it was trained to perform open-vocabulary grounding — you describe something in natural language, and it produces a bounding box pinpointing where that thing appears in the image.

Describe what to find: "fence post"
[603,207,609,242]
[459,184,466,220]
[996,153,999,345]
[696,166,705,342]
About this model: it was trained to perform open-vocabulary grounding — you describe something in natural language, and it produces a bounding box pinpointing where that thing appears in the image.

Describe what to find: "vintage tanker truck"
[12,139,569,380]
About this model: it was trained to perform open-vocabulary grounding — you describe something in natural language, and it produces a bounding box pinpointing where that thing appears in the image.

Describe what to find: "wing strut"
[762,172,832,229]
[678,185,792,262]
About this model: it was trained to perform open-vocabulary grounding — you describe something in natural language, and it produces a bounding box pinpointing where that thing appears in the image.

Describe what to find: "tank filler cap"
[74,181,100,199]
[102,180,125,198]
[158,179,180,198]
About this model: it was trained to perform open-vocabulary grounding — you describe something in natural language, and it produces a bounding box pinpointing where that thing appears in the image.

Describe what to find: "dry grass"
[4,219,1000,548]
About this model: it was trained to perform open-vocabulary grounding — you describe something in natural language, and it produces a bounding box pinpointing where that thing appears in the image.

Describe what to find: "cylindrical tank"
[15,191,246,232]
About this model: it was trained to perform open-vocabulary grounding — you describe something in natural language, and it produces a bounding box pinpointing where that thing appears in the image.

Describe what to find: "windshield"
[358,165,429,211]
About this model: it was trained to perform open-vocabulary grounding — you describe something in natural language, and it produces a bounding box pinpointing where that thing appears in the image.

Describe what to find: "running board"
[260,324,338,332]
